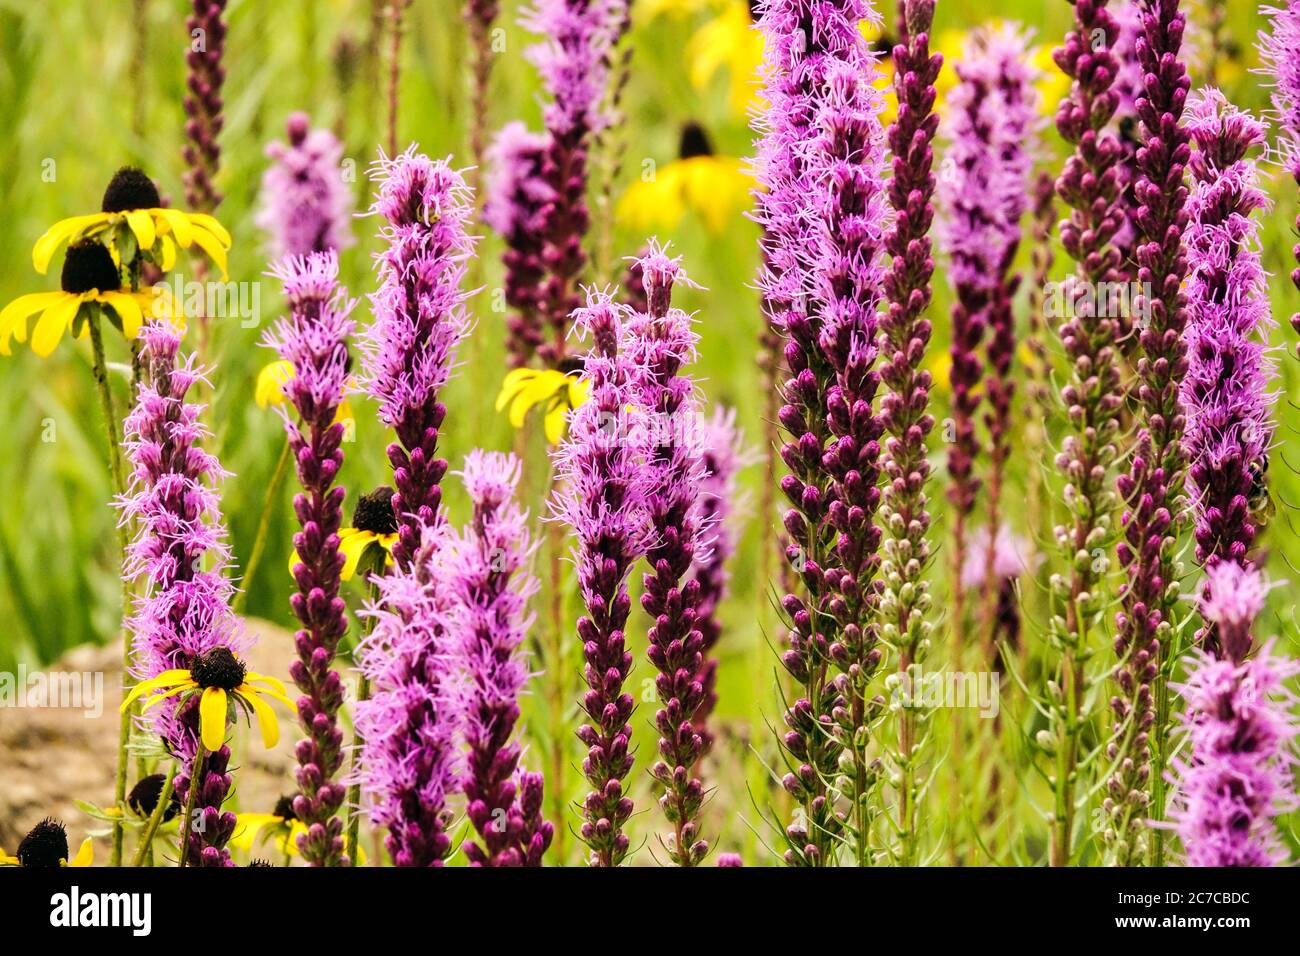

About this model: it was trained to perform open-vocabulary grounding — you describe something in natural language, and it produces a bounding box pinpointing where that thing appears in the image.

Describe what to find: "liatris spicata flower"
[938,22,1038,658]
[1044,0,1127,868]
[262,250,357,867]
[1258,3,1300,354]
[1106,0,1194,868]
[551,287,651,867]
[484,122,555,367]
[355,522,463,867]
[753,0,890,867]
[960,526,1035,654]
[182,0,226,212]
[1169,562,1297,866]
[878,0,945,867]
[521,0,615,361]
[621,243,713,866]
[1181,90,1275,580]
[362,149,475,569]
[118,323,244,866]
[257,112,355,260]
[452,450,553,867]
[690,406,748,752]
[465,0,500,206]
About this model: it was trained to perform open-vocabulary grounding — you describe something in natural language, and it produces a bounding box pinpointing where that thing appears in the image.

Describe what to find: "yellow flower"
[496,365,592,445]
[859,21,900,126]
[0,820,94,867]
[618,123,752,235]
[33,167,231,280]
[291,485,398,581]
[232,802,367,862]
[255,359,356,425]
[121,647,294,753]
[639,0,712,19]
[688,0,765,116]
[0,241,155,357]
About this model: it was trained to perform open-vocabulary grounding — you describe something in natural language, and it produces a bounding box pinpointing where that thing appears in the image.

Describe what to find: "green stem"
[1150,663,1171,866]
[178,744,207,869]
[132,763,177,867]
[233,437,292,615]
[89,313,133,869]
[344,546,388,865]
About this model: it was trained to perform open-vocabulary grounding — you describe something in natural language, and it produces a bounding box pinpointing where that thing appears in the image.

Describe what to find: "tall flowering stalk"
[1181,91,1274,585]
[257,112,356,260]
[1170,562,1297,866]
[465,0,500,200]
[182,0,226,213]
[623,245,712,866]
[453,450,553,867]
[879,0,942,867]
[1046,0,1126,867]
[551,287,650,866]
[522,0,614,361]
[753,0,890,867]
[362,150,475,569]
[1258,2,1300,355]
[1105,0,1193,867]
[119,323,242,867]
[263,251,357,867]
[484,123,555,367]
[355,524,462,866]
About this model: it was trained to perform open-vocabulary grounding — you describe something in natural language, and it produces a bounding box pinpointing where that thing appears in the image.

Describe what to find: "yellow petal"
[256,360,295,408]
[30,296,82,358]
[159,234,177,272]
[125,210,157,250]
[230,813,282,852]
[0,851,19,866]
[0,292,65,355]
[189,226,229,281]
[495,368,537,412]
[121,670,193,711]
[98,291,144,340]
[544,400,568,445]
[337,529,375,581]
[185,212,232,248]
[156,208,194,248]
[509,370,566,428]
[242,688,282,749]
[32,214,107,274]
[140,681,194,712]
[67,837,94,867]
[199,687,229,751]
[244,671,290,699]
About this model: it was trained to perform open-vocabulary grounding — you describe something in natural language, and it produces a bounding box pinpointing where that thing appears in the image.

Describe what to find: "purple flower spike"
[1181,90,1275,590]
[257,113,355,260]
[1170,563,1297,867]
[453,450,554,867]
[362,149,476,569]
[182,0,226,212]
[1258,3,1300,353]
[119,323,244,866]
[262,250,357,867]
[551,286,651,867]
[354,523,463,867]
[753,0,890,866]
[484,122,555,367]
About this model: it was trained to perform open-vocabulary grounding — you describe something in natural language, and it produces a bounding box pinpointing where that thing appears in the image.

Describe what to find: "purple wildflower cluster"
[1258,3,1300,352]
[182,0,226,212]
[362,149,475,569]
[753,0,890,865]
[119,323,244,867]
[1181,91,1275,578]
[257,113,355,260]
[263,251,357,867]
[452,451,552,867]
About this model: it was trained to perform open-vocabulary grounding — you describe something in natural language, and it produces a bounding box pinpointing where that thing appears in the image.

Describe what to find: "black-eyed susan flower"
[617,123,751,234]
[496,358,592,445]
[0,242,152,357]
[687,0,764,116]
[33,166,231,280]
[0,819,93,868]
[291,485,398,581]
[121,646,294,753]
[255,358,356,426]
[126,772,181,822]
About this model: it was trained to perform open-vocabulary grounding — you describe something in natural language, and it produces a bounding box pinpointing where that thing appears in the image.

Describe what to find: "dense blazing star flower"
[182,0,226,212]
[617,123,752,234]
[451,450,553,867]
[354,523,463,867]
[0,820,94,868]
[1181,90,1275,574]
[1257,2,1300,353]
[550,287,652,866]
[257,113,355,260]
[362,149,475,569]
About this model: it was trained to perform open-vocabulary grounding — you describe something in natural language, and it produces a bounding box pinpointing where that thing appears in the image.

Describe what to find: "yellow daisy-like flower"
[120,647,294,753]
[687,0,765,116]
[255,359,356,426]
[639,0,711,20]
[290,485,398,581]
[0,820,94,868]
[618,123,752,235]
[0,241,156,357]
[232,800,368,862]
[33,167,231,281]
[496,363,592,445]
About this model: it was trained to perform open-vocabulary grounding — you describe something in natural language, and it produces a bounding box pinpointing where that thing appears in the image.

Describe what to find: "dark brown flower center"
[679,122,713,160]
[61,242,120,295]
[353,486,398,535]
[128,773,180,821]
[102,166,161,213]
[190,646,246,691]
[17,818,69,868]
